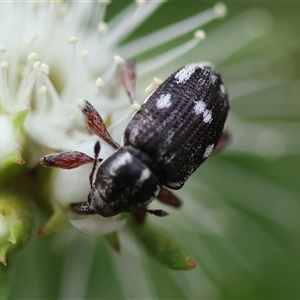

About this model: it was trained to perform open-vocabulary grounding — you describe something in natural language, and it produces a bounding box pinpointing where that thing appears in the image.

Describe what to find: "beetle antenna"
[89,141,101,188]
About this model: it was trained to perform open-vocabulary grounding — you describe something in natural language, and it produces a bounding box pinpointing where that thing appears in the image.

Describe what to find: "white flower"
[0,1,230,236]
[0,0,286,244]
[2,1,298,298]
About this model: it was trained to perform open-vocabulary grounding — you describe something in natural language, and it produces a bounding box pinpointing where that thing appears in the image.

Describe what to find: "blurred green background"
[7,1,300,299]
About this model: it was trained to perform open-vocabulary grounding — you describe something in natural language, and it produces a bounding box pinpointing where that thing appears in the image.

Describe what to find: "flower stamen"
[106,0,163,47]
[95,77,104,90]
[0,45,6,55]
[119,2,227,58]
[145,77,163,94]
[101,54,124,84]
[25,32,37,47]
[0,61,10,111]
[97,21,108,35]
[214,2,227,19]
[139,30,206,76]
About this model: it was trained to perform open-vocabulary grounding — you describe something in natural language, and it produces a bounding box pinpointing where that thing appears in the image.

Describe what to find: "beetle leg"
[212,130,230,155]
[79,99,120,149]
[131,210,147,225]
[131,208,169,226]
[157,188,182,208]
[71,202,97,215]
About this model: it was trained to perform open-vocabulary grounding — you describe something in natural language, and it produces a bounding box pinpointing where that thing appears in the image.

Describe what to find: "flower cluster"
[0,1,228,243]
[0,0,281,281]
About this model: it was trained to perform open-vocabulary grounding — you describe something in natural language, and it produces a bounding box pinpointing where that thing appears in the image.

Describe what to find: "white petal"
[69,216,126,236]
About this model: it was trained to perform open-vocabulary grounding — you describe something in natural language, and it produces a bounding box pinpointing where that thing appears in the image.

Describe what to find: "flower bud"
[129,217,196,270]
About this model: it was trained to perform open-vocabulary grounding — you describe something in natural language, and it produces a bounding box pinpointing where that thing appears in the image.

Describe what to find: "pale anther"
[28,52,40,61]
[97,22,108,33]
[82,50,89,58]
[0,45,6,54]
[194,30,206,41]
[145,77,163,94]
[1,61,9,69]
[99,0,112,4]
[136,0,146,6]
[153,77,163,86]
[41,63,50,74]
[78,99,87,111]
[33,61,41,71]
[68,36,78,44]
[131,103,141,111]
[145,84,153,94]
[114,55,125,65]
[39,85,47,95]
[145,83,157,94]
[214,2,227,19]
[96,77,104,89]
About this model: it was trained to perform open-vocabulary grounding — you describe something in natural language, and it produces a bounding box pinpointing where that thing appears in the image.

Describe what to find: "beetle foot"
[143,209,169,217]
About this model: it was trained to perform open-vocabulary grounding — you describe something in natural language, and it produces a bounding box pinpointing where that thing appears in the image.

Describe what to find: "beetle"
[41,61,229,218]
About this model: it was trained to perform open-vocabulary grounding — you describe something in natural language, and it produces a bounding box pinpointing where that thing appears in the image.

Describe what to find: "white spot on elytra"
[220,83,226,94]
[175,62,215,84]
[203,144,214,158]
[203,109,213,123]
[139,168,151,182]
[156,93,172,109]
[194,101,213,123]
[194,100,206,115]
[109,151,132,175]
[174,65,197,84]
[129,126,140,143]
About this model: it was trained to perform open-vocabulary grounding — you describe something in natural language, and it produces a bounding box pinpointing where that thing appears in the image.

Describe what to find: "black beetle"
[41,61,229,217]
